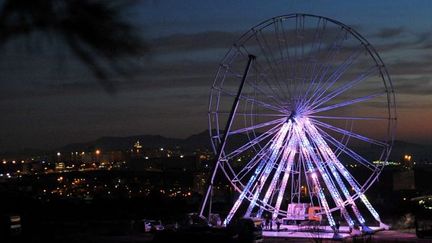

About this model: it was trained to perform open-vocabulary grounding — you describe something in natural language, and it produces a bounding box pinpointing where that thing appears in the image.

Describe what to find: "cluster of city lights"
[34,175,197,200]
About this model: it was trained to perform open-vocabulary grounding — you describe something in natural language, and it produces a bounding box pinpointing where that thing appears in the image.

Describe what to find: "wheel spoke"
[309,115,390,121]
[309,65,379,110]
[293,18,327,108]
[293,120,337,227]
[244,121,291,217]
[224,122,291,225]
[228,117,286,136]
[304,46,363,108]
[272,140,297,218]
[310,91,387,114]
[299,120,355,227]
[258,127,296,218]
[311,118,387,147]
[234,137,276,184]
[304,120,367,224]
[299,27,348,110]
[254,30,288,100]
[225,122,283,160]
[305,119,383,222]
[210,111,286,117]
[244,72,287,107]
[214,87,286,113]
[315,125,378,171]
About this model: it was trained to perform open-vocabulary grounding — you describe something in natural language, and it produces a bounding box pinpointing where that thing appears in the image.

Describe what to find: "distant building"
[131,140,144,158]
[55,162,65,171]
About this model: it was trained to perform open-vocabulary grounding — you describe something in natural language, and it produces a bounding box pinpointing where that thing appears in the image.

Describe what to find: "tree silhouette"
[0,0,149,93]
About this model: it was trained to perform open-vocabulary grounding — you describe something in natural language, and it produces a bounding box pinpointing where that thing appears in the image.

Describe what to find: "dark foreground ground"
[265,230,430,243]
[4,229,431,243]
[87,230,432,243]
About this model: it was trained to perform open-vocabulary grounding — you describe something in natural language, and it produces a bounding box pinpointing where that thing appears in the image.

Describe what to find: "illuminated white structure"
[200,14,396,234]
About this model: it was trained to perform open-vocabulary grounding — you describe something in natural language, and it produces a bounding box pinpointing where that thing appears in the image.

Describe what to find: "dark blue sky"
[1,0,432,151]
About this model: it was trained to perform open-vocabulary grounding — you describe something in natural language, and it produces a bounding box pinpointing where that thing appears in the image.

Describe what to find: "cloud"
[413,32,432,44]
[150,31,238,53]
[393,75,432,96]
[413,32,432,49]
[374,27,405,39]
[149,25,344,55]
[363,30,432,54]
[0,56,220,101]
[388,58,432,76]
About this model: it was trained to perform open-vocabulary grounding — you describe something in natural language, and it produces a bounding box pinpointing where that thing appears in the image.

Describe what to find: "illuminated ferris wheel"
[200,14,396,232]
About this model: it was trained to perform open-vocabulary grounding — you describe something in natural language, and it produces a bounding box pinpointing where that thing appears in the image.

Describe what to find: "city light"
[404,154,412,161]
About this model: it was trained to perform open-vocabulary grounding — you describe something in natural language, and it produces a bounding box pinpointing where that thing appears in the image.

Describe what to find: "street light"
[404,154,412,161]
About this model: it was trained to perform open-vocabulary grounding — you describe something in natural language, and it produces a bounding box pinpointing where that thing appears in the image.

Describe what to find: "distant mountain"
[61,135,185,152]
[182,130,213,150]
[1,130,431,163]
[59,130,249,153]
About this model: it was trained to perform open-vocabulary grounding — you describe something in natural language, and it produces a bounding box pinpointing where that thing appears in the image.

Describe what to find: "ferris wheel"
[200,14,396,232]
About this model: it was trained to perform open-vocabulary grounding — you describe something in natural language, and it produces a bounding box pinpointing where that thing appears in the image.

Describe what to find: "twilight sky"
[1,0,432,152]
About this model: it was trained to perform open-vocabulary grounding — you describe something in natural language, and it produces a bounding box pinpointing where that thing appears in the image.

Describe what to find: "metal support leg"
[199,55,256,219]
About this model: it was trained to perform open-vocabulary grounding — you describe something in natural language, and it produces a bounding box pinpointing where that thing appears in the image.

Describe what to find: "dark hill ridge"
[59,132,431,161]
[59,130,250,153]
[61,135,184,152]
[58,133,432,163]
[1,130,431,163]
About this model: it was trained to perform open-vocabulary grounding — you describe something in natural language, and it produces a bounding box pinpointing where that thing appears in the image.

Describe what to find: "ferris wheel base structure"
[200,13,396,237]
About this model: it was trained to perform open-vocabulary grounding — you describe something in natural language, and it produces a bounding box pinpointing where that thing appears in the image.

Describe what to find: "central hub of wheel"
[287,110,297,122]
